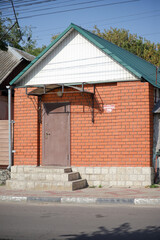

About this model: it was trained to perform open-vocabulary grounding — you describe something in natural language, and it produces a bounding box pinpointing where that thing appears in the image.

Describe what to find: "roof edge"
[9,23,159,88]
[70,24,142,80]
[10,24,74,86]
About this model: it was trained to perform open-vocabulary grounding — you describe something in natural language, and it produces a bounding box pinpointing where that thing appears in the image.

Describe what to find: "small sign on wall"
[103,104,115,113]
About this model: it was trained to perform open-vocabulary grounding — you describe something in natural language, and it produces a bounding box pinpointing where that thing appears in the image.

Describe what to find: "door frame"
[42,102,71,166]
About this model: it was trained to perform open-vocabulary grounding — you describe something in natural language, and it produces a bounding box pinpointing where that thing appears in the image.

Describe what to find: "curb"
[1,195,160,205]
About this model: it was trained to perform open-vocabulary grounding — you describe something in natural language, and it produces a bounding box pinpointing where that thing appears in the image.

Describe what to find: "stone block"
[99,175,105,181]
[71,167,77,172]
[117,181,125,186]
[93,180,101,186]
[11,180,25,190]
[126,167,134,175]
[38,173,46,180]
[15,174,24,181]
[11,166,17,173]
[145,175,152,181]
[129,174,137,181]
[86,167,93,174]
[126,181,134,186]
[101,181,109,186]
[104,174,111,181]
[61,174,69,181]
[17,166,24,173]
[23,166,36,173]
[26,181,35,190]
[46,174,54,181]
[110,181,117,186]
[79,167,86,174]
[117,167,126,174]
[134,168,142,175]
[80,174,89,180]
[142,167,152,175]
[89,175,99,181]
[102,167,109,174]
[119,174,129,181]
[53,174,62,181]
[133,181,142,186]
[74,167,86,174]
[110,174,118,181]
[138,175,145,181]
[109,167,117,174]
[87,180,94,186]
[93,167,102,174]
[11,172,16,179]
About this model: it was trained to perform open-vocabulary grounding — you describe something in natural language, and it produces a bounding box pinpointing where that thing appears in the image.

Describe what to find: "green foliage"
[1,15,160,64]
[0,15,27,50]
[149,184,160,188]
[0,15,9,50]
[92,26,160,67]
[51,33,60,42]
[26,45,47,57]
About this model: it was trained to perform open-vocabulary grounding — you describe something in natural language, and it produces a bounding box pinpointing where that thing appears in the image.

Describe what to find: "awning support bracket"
[25,83,95,123]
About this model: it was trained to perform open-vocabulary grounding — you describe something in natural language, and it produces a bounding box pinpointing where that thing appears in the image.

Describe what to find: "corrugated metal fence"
[0,120,9,166]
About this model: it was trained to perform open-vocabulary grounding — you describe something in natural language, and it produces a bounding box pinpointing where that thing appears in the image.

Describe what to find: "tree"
[51,33,59,42]
[26,45,47,56]
[92,26,160,66]
[0,14,38,54]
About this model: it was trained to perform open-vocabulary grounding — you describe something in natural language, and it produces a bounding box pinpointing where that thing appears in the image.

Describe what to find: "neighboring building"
[7,23,160,189]
[0,46,34,167]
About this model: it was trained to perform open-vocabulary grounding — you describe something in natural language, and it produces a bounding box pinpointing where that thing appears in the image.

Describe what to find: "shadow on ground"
[54,223,160,240]
[1,223,160,240]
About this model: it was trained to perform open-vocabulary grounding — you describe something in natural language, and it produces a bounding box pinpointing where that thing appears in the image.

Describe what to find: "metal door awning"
[25,83,95,123]
[25,83,95,96]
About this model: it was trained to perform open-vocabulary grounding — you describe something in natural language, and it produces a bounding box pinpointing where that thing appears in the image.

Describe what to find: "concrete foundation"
[72,167,154,187]
[7,166,154,188]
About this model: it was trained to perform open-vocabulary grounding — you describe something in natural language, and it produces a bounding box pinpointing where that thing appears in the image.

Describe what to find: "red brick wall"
[14,81,154,167]
[13,88,38,165]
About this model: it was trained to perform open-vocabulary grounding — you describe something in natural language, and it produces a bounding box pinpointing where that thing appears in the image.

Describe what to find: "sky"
[1,0,160,48]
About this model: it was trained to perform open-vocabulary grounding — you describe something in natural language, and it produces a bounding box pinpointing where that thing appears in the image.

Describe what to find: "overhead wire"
[1,0,111,17]
[2,0,139,20]
[29,9,160,34]
[0,0,57,9]
[1,0,159,49]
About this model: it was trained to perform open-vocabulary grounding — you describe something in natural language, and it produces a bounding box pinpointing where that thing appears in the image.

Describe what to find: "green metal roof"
[10,23,160,88]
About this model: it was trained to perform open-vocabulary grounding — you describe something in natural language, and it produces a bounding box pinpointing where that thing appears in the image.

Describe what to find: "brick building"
[7,24,160,189]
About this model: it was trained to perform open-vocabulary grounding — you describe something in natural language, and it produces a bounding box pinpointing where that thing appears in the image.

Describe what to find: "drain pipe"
[6,86,12,170]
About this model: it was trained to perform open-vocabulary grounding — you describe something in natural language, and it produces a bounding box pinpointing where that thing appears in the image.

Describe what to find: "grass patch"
[149,184,160,188]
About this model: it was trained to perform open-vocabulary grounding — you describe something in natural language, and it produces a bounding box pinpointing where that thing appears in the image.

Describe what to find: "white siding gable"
[19,30,139,87]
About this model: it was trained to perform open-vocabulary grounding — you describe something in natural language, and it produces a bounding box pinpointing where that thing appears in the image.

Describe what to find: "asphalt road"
[0,202,160,240]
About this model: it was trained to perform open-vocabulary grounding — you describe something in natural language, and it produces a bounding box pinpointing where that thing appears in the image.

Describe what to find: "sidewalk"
[1,185,160,205]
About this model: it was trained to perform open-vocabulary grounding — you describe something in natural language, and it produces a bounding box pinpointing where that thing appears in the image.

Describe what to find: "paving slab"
[0,185,160,205]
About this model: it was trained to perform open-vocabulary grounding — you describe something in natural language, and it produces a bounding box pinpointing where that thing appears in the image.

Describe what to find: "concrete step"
[72,179,88,191]
[6,179,87,191]
[11,172,80,182]
[7,166,87,191]
[11,166,72,174]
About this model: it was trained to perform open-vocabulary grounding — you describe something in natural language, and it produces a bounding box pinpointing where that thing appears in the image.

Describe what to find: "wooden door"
[42,102,70,166]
